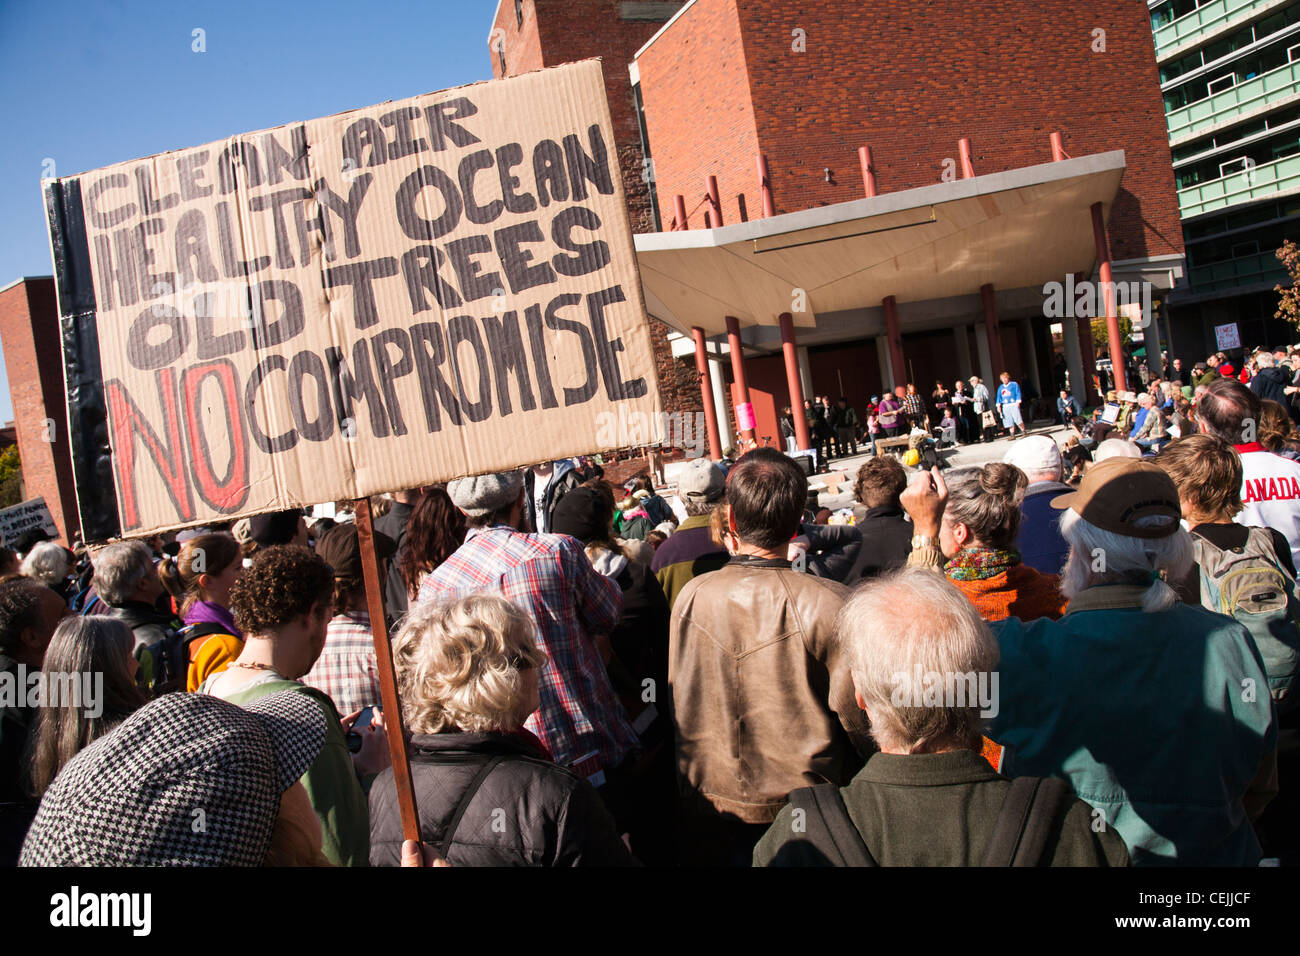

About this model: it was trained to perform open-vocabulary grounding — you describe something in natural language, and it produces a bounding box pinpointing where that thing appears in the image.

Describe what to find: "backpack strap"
[437,755,506,858]
[1243,526,1297,583]
[786,784,877,867]
[982,776,1072,867]
[180,622,234,655]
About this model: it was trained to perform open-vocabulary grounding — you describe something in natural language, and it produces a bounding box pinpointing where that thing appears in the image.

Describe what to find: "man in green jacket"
[199,544,385,866]
[754,567,1128,867]
[897,458,1277,865]
[988,459,1277,866]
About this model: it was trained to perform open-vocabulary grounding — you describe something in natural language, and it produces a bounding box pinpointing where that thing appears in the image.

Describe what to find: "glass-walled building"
[1154,0,1300,353]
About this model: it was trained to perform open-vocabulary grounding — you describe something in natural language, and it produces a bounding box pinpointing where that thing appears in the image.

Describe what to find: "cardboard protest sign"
[44,60,663,541]
[0,498,59,548]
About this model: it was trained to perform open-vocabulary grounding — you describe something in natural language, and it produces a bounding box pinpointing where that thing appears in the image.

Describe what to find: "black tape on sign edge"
[45,179,120,543]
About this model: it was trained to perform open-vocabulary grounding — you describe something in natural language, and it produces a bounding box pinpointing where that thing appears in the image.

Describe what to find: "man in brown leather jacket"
[669,448,873,865]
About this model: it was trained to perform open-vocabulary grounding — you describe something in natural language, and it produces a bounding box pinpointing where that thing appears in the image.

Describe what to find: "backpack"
[784,775,1071,867]
[1194,527,1300,711]
[140,621,233,695]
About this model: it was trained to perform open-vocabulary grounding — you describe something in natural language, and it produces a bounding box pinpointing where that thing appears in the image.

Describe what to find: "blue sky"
[0,0,497,424]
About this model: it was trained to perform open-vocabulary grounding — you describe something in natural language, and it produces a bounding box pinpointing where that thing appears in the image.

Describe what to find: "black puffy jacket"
[369,731,638,867]
[1250,365,1293,409]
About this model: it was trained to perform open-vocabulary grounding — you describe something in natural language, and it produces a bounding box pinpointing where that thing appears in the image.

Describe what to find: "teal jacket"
[989,584,1277,866]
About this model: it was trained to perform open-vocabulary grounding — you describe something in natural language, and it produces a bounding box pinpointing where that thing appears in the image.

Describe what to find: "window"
[1232,240,1261,257]
[497,40,506,76]
[1272,138,1300,160]
[515,0,524,27]
[1207,73,1238,95]
[1219,156,1253,177]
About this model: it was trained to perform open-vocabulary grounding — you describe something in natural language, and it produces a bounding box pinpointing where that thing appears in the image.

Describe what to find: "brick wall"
[638,0,1183,261]
[492,0,699,422]
[635,0,761,230]
[492,0,687,235]
[0,278,79,544]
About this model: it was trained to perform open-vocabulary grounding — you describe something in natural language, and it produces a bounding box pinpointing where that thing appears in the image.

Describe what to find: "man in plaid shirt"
[300,522,396,717]
[418,470,638,774]
[902,384,926,430]
[300,609,380,717]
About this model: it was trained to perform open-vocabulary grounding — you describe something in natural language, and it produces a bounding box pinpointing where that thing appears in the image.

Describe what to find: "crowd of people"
[2,339,1300,868]
[779,372,1034,471]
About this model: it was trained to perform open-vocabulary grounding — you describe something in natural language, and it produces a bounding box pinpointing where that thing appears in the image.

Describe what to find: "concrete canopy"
[634,151,1128,338]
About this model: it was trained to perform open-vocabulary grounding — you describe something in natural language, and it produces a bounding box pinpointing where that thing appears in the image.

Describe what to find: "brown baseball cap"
[1049,458,1182,539]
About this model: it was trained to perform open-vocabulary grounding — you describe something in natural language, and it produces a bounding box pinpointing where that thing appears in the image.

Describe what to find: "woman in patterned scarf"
[938,463,1067,622]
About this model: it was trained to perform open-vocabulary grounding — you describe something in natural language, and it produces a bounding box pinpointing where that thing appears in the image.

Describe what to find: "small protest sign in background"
[0,498,59,549]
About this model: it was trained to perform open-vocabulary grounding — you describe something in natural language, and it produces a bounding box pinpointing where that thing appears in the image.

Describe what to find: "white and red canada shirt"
[1234,442,1300,568]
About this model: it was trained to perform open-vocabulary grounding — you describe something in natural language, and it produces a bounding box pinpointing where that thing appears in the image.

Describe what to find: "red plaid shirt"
[300,610,381,717]
[417,525,637,769]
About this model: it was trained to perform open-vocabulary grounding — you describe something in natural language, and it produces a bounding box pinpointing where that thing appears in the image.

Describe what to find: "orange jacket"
[949,563,1067,623]
[187,633,244,692]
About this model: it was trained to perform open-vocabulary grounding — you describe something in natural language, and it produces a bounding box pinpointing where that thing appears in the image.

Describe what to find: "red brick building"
[491,0,1187,451]
[0,277,79,543]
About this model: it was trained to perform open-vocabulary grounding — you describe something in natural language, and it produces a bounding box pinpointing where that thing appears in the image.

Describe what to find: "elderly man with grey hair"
[986,458,1278,866]
[20,542,71,595]
[753,567,1127,867]
[94,540,181,689]
[1003,435,1071,575]
[898,458,1279,864]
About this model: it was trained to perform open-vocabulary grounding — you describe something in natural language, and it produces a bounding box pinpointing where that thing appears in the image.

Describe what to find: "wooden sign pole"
[354,497,422,845]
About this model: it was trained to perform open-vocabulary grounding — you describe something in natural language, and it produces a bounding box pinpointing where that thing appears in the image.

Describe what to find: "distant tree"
[1091,315,1133,354]
[1274,240,1300,328]
[0,447,22,509]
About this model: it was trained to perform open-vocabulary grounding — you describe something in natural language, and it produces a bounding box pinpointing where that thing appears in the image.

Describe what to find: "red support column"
[882,295,907,389]
[725,315,756,445]
[1091,201,1128,393]
[859,145,877,197]
[756,154,775,218]
[673,194,688,231]
[706,175,723,227]
[981,284,1006,376]
[958,138,975,179]
[691,326,724,461]
[1050,131,1066,162]
[780,312,812,451]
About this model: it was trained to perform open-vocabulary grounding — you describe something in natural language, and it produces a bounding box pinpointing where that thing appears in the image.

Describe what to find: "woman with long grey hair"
[25,616,148,797]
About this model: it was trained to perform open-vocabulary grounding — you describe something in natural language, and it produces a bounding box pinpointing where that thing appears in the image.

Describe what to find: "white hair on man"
[1256,351,1275,368]
[91,540,156,607]
[1002,435,1064,483]
[1058,510,1192,613]
[20,541,70,587]
[837,567,998,755]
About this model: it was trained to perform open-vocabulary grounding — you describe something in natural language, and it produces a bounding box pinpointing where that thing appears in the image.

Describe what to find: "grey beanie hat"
[447,470,525,517]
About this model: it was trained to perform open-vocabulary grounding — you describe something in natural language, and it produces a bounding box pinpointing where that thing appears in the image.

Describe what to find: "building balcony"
[1167,56,1300,143]
[1155,0,1289,60]
[1188,248,1288,292]
[1178,150,1300,215]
